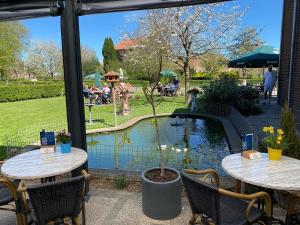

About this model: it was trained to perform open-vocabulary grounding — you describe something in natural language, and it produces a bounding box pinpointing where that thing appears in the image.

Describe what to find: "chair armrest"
[81,170,91,180]
[0,178,19,201]
[183,169,220,186]
[218,188,272,220]
[287,192,300,216]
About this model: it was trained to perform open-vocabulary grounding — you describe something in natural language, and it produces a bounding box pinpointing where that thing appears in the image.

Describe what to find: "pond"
[87,116,231,175]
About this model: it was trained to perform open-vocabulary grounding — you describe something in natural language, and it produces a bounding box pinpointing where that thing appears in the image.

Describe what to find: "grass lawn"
[0,93,187,151]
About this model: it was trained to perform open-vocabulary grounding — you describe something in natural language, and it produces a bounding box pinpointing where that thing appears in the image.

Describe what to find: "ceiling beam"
[78,0,231,15]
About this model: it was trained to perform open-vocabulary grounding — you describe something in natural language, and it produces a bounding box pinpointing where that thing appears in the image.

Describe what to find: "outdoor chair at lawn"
[285,192,300,225]
[181,169,272,225]
[0,174,24,225]
[21,170,90,225]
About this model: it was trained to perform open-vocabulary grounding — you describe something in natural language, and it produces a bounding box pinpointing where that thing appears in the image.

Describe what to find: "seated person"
[83,85,92,98]
[102,83,111,103]
[91,85,102,104]
[156,82,165,95]
[165,83,175,96]
[173,77,180,95]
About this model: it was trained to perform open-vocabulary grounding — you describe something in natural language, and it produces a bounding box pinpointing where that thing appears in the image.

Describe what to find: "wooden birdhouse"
[104,71,120,84]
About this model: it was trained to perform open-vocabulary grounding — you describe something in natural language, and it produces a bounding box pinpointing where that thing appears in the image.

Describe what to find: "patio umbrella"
[160,69,177,77]
[85,72,103,86]
[228,45,280,68]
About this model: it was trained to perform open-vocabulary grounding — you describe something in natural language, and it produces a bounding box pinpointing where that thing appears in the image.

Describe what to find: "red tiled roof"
[115,39,139,50]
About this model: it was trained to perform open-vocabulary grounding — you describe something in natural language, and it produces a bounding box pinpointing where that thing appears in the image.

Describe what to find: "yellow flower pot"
[268,148,283,160]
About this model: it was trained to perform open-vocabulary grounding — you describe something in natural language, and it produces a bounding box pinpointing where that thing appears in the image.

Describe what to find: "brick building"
[278,0,300,126]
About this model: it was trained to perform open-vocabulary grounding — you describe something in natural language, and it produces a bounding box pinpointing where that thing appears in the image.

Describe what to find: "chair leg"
[285,215,292,225]
[16,212,24,225]
[82,201,86,225]
[189,213,199,225]
[73,216,80,225]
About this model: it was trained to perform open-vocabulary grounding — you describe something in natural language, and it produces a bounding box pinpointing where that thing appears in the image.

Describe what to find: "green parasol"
[228,45,280,68]
[85,72,103,87]
[160,69,177,77]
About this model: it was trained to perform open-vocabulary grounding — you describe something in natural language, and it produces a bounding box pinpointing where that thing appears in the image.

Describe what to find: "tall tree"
[201,52,227,78]
[229,27,264,58]
[81,45,104,76]
[0,21,27,80]
[102,37,119,73]
[25,40,63,78]
[134,4,246,102]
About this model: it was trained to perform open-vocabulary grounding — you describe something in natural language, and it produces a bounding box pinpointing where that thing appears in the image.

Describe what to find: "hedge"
[0,84,64,102]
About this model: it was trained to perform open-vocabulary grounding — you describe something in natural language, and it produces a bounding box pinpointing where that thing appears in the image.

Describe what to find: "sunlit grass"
[0,93,187,149]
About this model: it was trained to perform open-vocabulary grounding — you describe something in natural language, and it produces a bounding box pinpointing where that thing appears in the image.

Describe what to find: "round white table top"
[1,147,88,180]
[222,153,300,191]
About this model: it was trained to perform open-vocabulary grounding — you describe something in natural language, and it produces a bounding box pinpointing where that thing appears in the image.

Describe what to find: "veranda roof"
[0,0,230,21]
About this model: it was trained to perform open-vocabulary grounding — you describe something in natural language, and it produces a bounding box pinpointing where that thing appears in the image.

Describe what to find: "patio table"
[0,147,88,180]
[222,153,300,224]
[222,153,300,191]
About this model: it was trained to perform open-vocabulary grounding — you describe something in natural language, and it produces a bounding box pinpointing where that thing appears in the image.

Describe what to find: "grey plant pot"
[141,167,182,220]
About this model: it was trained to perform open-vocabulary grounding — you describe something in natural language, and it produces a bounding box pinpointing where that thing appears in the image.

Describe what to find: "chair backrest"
[181,172,220,224]
[27,176,85,225]
[83,91,89,99]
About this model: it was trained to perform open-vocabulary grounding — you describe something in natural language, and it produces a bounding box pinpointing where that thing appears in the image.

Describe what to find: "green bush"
[203,74,238,104]
[220,71,239,79]
[238,86,260,102]
[235,99,262,116]
[0,84,64,102]
[190,80,211,87]
[191,72,210,80]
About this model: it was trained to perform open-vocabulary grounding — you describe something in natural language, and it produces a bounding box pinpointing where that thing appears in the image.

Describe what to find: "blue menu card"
[241,133,253,152]
[40,130,55,146]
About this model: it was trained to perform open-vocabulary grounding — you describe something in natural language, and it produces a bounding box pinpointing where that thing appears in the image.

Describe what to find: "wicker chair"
[0,161,25,225]
[20,170,90,225]
[285,192,300,225]
[181,169,272,225]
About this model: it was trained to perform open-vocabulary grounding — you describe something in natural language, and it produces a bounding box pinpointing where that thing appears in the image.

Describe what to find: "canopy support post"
[61,0,88,181]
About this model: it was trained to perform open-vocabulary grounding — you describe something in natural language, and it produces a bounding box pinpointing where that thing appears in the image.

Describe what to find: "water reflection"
[87,117,230,174]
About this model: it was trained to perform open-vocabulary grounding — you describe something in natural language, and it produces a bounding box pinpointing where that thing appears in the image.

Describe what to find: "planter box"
[141,167,182,220]
[205,102,232,116]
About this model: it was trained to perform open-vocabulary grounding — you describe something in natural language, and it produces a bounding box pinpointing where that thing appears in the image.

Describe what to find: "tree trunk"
[151,102,165,177]
[184,63,190,103]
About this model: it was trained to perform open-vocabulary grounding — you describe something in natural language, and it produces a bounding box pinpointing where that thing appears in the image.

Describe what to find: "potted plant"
[56,130,72,153]
[126,32,181,220]
[262,126,287,160]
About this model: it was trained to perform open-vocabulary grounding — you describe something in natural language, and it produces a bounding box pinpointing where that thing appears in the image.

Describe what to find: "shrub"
[234,86,261,116]
[114,173,128,189]
[235,100,262,116]
[0,84,64,102]
[219,71,239,79]
[191,72,210,80]
[203,74,238,104]
[238,86,260,102]
[280,103,300,159]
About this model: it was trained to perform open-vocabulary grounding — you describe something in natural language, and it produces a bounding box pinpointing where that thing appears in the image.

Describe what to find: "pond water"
[87,116,231,174]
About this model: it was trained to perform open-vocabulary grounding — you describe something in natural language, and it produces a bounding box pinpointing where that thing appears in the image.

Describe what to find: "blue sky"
[21,0,283,61]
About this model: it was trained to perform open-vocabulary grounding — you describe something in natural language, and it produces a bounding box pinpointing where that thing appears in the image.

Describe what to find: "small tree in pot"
[124,24,182,220]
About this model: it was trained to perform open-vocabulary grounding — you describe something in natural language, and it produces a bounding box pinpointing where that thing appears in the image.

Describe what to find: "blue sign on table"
[241,133,253,153]
[40,130,55,146]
